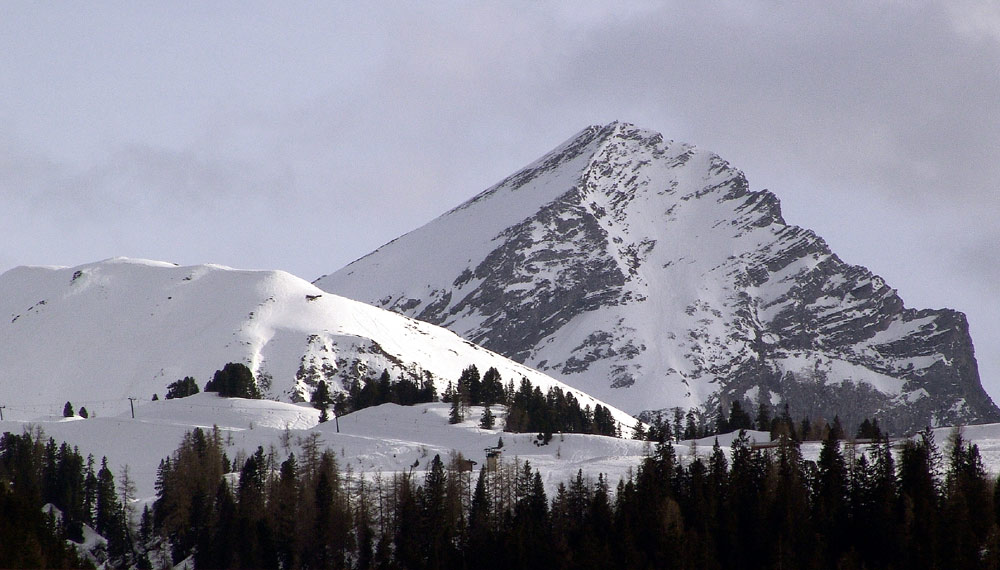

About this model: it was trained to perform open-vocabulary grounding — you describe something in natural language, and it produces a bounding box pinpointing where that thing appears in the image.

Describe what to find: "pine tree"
[393,474,422,568]
[79,407,88,419]
[480,366,505,405]
[466,467,493,560]
[204,362,260,399]
[459,365,482,405]
[353,478,375,570]
[672,408,685,442]
[899,429,941,568]
[684,409,698,439]
[728,401,752,431]
[95,457,130,562]
[376,370,391,404]
[754,400,771,431]
[449,395,464,425]
[715,405,729,434]
[63,401,74,417]
[480,405,495,429]
[271,454,300,570]
[800,417,813,440]
[829,415,845,440]
[814,430,849,564]
[420,454,458,567]
[312,381,331,423]
[942,427,992,568]
[165,377,199,399]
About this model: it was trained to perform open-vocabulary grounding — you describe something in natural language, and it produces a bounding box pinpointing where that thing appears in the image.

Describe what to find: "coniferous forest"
[4,421,1000,569]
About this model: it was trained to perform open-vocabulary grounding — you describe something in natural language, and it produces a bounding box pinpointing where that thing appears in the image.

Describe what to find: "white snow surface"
[0,257,635,429]
[7,395,1000,514]
[0,397,653,504]
[316,123,933,413]
[317,122,986,424]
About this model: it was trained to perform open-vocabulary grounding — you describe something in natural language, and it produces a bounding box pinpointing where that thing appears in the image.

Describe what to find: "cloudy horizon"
[3,2,999,400]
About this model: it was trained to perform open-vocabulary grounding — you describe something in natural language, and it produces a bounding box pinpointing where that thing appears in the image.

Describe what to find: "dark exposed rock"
[317,122,999,433]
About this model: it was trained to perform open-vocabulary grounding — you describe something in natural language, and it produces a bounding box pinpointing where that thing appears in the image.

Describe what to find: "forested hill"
[3,419,996,569]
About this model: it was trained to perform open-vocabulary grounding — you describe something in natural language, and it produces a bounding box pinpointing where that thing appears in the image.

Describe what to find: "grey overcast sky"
[3,2,999,400]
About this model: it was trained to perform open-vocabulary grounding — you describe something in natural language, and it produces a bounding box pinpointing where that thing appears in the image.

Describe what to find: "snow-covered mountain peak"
[0,258,636,429]
[318,123,999,433]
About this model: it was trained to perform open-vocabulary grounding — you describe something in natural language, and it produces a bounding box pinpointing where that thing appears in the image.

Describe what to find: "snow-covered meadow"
[5,394,1000,512]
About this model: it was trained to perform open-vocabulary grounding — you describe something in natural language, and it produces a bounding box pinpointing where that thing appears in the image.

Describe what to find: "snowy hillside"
[0,257,635,429]
[0,396,655,504]
[318,122,998,433]
[7,393,1000,510]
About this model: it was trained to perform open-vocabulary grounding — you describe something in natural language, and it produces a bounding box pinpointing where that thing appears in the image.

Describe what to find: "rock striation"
[317,122,999,433]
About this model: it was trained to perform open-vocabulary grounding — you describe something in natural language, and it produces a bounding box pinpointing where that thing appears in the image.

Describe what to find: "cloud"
[2,2,998,393]
[944,0,1000,44]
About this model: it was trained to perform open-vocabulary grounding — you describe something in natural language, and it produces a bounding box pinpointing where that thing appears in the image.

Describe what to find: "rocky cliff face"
[317,122,999,433]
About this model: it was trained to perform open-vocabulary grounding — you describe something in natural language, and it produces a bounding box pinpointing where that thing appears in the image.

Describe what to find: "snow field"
[0,258,637,429]
[7,393,1000,523]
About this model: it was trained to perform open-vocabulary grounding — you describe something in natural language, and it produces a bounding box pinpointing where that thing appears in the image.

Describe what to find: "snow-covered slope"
[0,257,635,429]
[10,392,1000,513]
[0,396,728,506]
[317,122,999,434]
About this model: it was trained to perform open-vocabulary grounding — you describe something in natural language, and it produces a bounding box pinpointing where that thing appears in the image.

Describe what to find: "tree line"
[640,400,884,444]
[440,365,618,440]
[311,364,620,440]
[0,428,131,568]
[4,422,1000,569]
[147,426,1000,569]
[320,370,438,422]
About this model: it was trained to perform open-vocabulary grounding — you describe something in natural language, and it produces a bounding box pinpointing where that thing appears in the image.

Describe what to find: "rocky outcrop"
[318,123,999,433]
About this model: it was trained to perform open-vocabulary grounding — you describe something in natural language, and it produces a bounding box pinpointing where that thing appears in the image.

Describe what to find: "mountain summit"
[317,122,999,433]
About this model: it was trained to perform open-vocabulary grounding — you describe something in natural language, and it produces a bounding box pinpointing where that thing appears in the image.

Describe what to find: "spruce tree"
[63,401,74,418]
[449,396,463,424]
[899,429,941,568]
[466,467,493,559]
[459,365,482,405]
[728,401,752,431]
[684,409,698,439]
[480,405,495,429]
[480,367,504,405]
[166,377,199,399]
[815,430,849,564]
[715,406,729,434]
[271,454,299,570]
[754,400,771,431]
[95,457,129,562]
[312,381,331,423]
[204,363,260,399]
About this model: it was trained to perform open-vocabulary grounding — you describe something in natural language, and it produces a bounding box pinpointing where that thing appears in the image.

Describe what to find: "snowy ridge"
[0,258,636,429]
[317,122,999,433]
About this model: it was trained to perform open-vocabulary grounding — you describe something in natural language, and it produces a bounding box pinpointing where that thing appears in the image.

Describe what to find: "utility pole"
[0,405,5,421]
[128,397,136,419]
